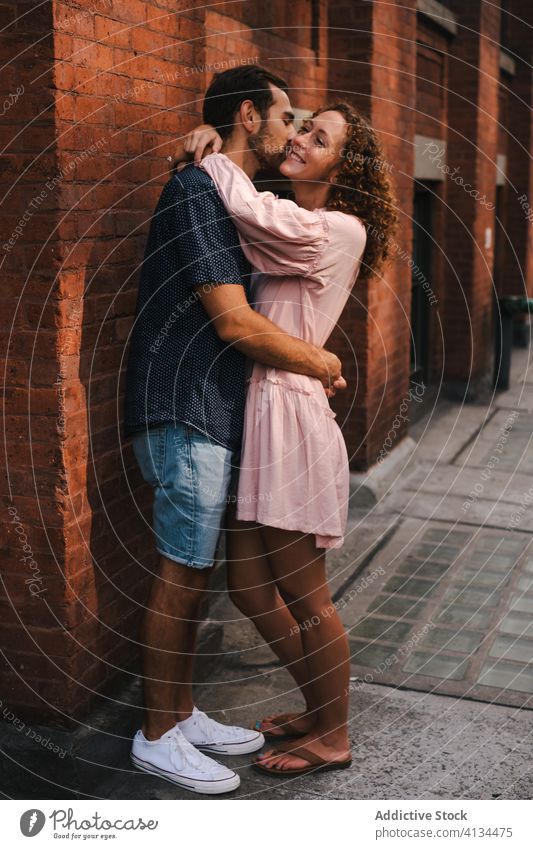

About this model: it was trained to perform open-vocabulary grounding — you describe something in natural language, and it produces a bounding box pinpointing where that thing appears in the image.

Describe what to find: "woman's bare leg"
[256,525,351,770]
[225,509,316,733]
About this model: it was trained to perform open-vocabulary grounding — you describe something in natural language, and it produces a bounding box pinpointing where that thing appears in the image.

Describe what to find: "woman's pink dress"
[200,153,367,549]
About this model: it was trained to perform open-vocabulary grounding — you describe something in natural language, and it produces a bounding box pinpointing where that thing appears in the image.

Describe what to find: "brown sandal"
[253,713,309,741]
[252,740,352,776]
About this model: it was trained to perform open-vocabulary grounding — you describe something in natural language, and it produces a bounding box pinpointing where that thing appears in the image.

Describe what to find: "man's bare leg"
[140,554,214,741]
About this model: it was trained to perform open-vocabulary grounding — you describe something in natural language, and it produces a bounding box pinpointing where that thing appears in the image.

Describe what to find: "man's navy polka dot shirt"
[123,164,252,450]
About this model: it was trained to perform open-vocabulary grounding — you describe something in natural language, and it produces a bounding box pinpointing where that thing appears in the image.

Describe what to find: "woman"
[181,104,397,775]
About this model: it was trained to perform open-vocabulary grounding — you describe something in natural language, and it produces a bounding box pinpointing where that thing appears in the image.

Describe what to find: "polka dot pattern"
[123,165,252,450]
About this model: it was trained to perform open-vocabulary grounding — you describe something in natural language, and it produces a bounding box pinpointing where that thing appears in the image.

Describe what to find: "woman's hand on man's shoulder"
[170,124,223,173]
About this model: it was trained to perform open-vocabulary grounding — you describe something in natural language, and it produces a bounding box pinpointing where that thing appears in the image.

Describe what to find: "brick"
[94,15,132,49]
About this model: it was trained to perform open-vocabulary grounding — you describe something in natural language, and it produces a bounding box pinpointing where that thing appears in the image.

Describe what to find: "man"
[123,66,344,794]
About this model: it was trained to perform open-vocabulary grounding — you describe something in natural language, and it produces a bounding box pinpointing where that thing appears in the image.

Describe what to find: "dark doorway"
[410,189,433,386]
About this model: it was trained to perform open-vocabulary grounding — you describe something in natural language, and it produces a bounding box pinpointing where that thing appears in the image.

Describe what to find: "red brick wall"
[215,0,321,52]
[0,0,329,726]
[445,0,501,386]
[414,22,451,383]
[416,23,448,139]
[328,0,417,470]
[205,1,327,112]
[501,0,533,298]
[0,2,80,721]
[54,0,210,723]
[1,0,210,726]
[494,68,511,295]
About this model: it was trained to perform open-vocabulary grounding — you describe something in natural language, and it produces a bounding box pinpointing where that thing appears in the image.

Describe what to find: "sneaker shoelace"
[166,729,218,772]
[193,710,246,741]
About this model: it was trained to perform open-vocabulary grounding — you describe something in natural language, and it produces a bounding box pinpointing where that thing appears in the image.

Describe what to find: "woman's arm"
[199,153,329,279]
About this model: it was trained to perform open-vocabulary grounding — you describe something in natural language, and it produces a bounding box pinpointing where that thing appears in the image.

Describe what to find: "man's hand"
[318,349,345,397]
[325,374,347,398]
[172,124,223,172]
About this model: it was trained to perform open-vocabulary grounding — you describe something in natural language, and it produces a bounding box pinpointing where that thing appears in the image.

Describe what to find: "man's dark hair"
[203,65,289,140]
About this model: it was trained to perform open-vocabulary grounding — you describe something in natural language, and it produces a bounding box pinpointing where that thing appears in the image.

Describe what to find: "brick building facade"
[1,0,532,725]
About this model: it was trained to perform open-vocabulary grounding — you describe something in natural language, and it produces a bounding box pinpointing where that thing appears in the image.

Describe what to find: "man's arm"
[195,283,343,391]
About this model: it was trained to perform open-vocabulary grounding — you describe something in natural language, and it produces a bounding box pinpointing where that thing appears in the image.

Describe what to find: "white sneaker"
[130,726,240,795]
[176,706,265,755]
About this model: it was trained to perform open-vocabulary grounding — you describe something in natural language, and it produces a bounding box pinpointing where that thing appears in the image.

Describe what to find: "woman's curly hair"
[313,102,398,281]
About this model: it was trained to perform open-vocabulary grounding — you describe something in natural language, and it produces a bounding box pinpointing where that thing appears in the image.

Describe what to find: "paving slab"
[409,401,497,464]
[384,463,533,531]
[346,517,533,708]
[454,408,533,474]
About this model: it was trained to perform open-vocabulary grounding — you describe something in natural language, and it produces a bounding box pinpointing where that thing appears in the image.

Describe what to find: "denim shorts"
[131,422,238,568]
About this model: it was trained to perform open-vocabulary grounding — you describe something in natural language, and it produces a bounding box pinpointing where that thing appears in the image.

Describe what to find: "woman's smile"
[287,148,306,164]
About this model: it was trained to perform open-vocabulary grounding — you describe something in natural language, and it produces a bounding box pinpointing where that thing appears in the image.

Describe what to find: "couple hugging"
[123,64,396,794]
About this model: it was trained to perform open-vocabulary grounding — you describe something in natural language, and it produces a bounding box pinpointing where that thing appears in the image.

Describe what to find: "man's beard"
[247,120,288,171]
